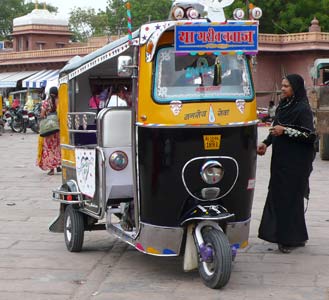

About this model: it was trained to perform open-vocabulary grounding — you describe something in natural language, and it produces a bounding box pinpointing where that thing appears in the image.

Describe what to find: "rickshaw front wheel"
[198,228,232,289]
[64,205,85,252]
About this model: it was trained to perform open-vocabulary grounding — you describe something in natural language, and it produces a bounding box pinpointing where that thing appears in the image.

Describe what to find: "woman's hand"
[257,142,267,155]
[269,125,285,136]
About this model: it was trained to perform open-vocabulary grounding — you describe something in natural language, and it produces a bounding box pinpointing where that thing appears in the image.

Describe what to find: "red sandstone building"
[0,7,328,107]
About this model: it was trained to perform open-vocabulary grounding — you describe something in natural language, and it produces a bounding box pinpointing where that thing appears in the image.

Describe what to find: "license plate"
[203,135,221,150]
[23,115,28,119]
[29,117,35,121]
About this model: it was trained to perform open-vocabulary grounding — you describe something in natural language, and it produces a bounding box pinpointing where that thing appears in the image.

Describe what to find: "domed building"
[11,7,71,51]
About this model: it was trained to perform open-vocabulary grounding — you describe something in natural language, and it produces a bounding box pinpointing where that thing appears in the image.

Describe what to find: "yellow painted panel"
[137,32,257,126]
[58,83,75,164]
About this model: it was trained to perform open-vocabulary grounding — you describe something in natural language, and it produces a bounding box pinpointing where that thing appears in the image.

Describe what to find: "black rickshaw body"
[51,3,260,288]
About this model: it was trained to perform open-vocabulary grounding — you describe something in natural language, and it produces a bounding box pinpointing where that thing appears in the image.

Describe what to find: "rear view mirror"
[118,56,133,77]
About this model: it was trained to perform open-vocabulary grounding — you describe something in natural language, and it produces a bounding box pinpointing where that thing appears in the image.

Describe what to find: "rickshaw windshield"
[153,47,254,103]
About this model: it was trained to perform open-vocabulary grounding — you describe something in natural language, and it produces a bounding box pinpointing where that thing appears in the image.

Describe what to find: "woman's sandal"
[278,244,292,254]
[47,169,54,175]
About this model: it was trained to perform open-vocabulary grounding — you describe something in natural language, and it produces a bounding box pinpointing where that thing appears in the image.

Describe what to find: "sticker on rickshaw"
[203,135,221,150]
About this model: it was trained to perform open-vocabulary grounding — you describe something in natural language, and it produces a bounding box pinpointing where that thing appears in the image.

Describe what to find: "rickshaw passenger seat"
[74,125,97,145]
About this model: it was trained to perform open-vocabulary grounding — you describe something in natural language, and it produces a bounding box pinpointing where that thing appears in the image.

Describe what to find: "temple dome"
[13,9,68,27]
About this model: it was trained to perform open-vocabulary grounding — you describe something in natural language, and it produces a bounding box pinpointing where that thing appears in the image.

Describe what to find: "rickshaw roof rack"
[169,0,235,22]
[169,0,262,23]
[59,30,140,82]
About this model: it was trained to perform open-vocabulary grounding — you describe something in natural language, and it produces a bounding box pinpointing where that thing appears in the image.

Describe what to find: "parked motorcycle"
[10,107,26,133]
[23,103,41,133]
[4,107,23,133]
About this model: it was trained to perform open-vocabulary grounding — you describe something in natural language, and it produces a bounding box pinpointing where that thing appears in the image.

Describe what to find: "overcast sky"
[32,0,109,18]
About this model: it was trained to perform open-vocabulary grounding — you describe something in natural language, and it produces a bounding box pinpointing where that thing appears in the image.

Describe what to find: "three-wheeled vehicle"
[310,58,329,160]
[50,0,262,289]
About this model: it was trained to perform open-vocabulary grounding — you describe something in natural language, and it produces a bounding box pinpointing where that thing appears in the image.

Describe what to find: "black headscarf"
[275,74,311,126]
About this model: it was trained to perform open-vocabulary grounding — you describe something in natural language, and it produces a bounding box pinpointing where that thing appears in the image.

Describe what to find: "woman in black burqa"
[257,74,316,253]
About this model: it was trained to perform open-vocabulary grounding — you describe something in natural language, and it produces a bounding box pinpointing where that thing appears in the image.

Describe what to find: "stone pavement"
[0,126,328,300]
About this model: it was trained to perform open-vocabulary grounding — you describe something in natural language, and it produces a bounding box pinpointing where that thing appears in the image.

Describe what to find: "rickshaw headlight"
[200,161,224,184]
[109,151,128,171]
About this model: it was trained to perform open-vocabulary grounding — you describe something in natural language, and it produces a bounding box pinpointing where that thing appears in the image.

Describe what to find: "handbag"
[39,112,59,137]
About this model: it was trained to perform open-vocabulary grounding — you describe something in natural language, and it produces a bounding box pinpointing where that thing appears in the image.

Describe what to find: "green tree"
[106,0,172,35]
[0,0,57,40]
[69,8,108,42]
[226,0,329,33]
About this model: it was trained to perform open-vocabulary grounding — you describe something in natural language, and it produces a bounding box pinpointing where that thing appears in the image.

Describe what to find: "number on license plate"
[203,135,221,150]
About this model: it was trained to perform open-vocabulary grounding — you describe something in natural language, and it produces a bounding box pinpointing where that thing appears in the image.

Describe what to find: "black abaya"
[258,74,316,246]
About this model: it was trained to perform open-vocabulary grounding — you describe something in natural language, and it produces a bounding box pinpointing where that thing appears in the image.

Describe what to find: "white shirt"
[107,95,127,107]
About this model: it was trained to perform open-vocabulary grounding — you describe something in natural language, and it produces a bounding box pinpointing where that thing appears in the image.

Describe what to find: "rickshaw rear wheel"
[64,205,85,252]
[198,228,232,289]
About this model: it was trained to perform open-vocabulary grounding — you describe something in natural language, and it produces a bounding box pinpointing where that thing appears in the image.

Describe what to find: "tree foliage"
[69,8,108,42]
[106,0,172,35]
[3,0,329,42]
[226,0,329,33]
[0,0,57,40]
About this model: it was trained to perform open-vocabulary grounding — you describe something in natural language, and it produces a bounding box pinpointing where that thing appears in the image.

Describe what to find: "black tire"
[198,228,232,289]
[64,205,85,252]
[31,122,40,133]
[10,115,24,133]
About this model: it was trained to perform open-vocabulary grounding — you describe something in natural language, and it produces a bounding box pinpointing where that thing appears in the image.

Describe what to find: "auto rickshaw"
[50,0,262,289]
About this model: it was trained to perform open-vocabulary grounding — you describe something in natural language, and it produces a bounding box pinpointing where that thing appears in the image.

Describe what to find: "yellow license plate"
[203,135,221,150]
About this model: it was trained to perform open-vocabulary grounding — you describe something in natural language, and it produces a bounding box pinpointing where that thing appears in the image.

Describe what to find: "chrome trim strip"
[136,120,258,128]
[61,144,75,150]
[68,112,97,116]
[68,130,97,133]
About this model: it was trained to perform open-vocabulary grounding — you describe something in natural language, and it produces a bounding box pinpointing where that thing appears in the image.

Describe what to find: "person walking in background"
[257,74,316,254]
[36,86,61,175]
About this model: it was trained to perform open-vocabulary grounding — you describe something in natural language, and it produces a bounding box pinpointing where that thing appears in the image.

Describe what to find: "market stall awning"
[22,69,60,89]
[0,71,37,88]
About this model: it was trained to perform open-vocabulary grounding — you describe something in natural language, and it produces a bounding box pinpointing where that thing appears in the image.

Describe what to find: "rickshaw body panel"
[58,83,76,172]
[137,125,257,226]
[137,33,258,126]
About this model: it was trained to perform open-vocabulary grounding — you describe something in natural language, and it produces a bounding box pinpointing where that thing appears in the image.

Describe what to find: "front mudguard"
[49,203,65,233]
[183,220,225,271]
[180,204,234,226]
[182,205,234,272]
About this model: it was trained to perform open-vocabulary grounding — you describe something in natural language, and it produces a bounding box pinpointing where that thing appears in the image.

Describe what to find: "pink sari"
[36,99,61,171]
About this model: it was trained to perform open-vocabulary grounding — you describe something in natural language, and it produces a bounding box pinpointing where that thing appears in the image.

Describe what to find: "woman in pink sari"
[36,86,61,175]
